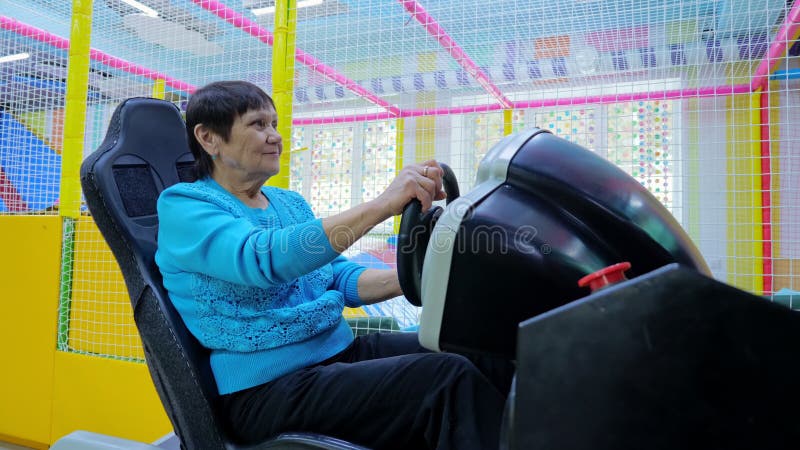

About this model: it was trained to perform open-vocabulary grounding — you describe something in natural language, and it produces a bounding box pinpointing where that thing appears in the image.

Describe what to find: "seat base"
[50,430,168,450]
[49,430,370,450]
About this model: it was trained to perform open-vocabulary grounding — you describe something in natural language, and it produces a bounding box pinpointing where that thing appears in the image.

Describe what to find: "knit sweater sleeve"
[330,255,367,307]
[278,190,367,307]
[156,183,340,288]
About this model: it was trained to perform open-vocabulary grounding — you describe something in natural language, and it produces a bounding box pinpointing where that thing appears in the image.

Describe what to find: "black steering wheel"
[397,163,459,306]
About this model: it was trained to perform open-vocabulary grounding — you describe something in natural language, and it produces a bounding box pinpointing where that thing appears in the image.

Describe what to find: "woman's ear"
[193,123,217,156]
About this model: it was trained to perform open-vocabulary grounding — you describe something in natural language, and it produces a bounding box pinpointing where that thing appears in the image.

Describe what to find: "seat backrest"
[80,97,229,449]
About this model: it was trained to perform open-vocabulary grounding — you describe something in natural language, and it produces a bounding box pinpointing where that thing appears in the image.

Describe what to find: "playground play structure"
[1,0,799,447]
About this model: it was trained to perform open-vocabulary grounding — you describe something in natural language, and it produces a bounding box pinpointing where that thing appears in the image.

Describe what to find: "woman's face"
[215,104,282,182]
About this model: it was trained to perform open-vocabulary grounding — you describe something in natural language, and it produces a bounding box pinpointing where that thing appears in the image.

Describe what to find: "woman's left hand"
[321,160,446,253]
[375,160,447,218]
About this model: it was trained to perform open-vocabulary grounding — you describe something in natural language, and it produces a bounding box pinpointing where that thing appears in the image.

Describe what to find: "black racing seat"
[80,97,368,450]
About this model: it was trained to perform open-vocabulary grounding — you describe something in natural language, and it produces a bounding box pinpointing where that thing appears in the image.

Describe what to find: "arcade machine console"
[398,128,709,358]
[396,128,800,449]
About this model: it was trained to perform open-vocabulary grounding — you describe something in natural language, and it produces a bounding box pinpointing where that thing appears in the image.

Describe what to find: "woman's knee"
[354,331,427,359]
[419,352,487,383]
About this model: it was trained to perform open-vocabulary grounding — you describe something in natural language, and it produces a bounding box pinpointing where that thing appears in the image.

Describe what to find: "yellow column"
[415,53,437,162]
[57,0,94,398]
[395,118,405,183]
[503,109,513,136]
[748,91,764,292]
[725,92,763,293]
[59,0,93,218]
[58,0,94,356]
[767,83,781,257]
[393,118,405,234]
[269,0,298,189]
[151,78,166,100]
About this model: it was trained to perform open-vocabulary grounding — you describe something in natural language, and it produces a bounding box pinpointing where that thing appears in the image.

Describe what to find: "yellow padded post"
[59,0,93,218]
[268,0,298,189]
[151,78,166,100]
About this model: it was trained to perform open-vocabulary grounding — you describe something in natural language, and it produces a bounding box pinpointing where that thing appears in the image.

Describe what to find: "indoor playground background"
[0,0,798,447]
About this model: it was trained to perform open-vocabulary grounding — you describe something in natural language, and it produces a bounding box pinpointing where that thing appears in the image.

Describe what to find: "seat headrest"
[81,97,195,305]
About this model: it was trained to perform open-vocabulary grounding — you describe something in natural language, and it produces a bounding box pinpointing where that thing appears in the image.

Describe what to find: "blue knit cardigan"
[155,177,366,394]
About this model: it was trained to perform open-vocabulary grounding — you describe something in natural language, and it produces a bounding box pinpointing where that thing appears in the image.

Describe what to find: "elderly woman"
[155,80,512,450]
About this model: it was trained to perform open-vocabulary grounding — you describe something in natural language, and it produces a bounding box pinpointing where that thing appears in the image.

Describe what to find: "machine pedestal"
[511,264,800,450]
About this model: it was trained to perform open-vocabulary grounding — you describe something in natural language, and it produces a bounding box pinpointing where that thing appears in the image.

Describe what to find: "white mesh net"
[0,0,797,357]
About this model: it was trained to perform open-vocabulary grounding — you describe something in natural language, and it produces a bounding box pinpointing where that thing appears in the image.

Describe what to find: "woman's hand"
[375,160,447,218]
[322,160,447,253]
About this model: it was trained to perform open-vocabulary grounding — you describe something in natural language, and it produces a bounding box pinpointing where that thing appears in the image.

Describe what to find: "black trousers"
[220,332,515,450]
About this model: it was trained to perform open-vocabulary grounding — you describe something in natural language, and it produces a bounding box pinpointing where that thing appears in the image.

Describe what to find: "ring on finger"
[422,166,429,177]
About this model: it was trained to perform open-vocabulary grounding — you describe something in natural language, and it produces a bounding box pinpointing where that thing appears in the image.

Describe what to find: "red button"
[578,262,631,292]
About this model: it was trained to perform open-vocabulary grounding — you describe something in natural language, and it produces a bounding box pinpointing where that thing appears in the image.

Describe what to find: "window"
[290,121,396,237]
[607,100,675,208]
[460,99,678,215]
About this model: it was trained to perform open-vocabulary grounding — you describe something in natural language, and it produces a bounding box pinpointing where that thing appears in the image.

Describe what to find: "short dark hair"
[185,80,276,178]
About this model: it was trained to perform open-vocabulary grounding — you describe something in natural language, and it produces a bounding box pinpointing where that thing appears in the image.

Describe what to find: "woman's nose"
[267,130,282,144]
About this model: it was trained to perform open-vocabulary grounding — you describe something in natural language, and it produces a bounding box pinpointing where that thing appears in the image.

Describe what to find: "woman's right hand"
[375,160,447,219]
[322,160,447,253]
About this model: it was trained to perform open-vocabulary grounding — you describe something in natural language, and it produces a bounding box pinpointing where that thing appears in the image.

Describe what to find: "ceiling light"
[0,52,30,64]
[121,0,159,17]
[122,14,223,57]
[251,5,275,15]
[252,0,323,16]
